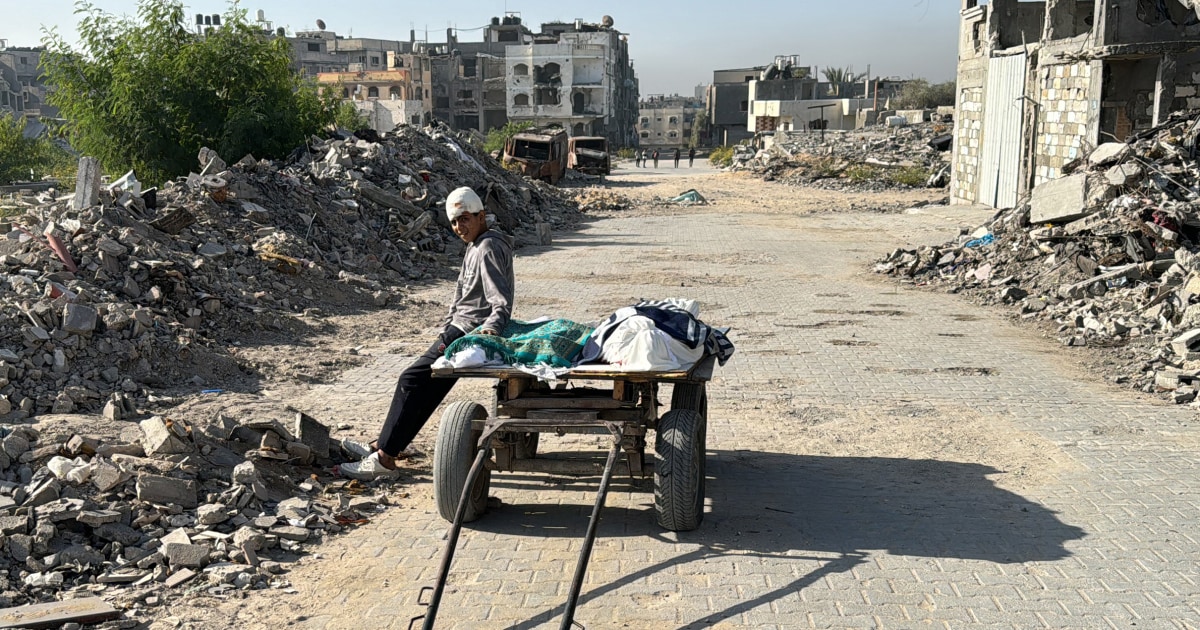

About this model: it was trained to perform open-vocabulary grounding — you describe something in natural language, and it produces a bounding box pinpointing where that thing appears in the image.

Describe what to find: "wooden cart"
[410,356,716,630]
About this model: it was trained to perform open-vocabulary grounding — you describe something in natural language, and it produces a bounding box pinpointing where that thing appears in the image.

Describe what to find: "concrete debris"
[0,124,583,423]
[0,402,387,616]
[875,110,1200,404]
[726,122,952,192]
[563,188,632,212]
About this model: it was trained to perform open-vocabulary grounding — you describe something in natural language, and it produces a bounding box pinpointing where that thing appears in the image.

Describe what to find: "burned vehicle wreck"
[502,128,569,184]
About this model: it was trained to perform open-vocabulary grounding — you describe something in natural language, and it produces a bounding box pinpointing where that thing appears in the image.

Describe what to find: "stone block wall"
[1033,61,1095,187]
[951,86,985,204]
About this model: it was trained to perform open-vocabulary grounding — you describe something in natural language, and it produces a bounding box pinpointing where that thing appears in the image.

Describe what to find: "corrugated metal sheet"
[978,53,1028,209]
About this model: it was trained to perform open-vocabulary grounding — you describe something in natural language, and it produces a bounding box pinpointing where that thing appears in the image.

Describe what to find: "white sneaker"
[338,452,400,481]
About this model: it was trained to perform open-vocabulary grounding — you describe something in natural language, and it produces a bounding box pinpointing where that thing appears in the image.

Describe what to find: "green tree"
[41,0,346,185]
[0,113,72,185]
[689,110,709,148]
[892,79,957,110]
[822,66,867,97]
[483,121,534,154]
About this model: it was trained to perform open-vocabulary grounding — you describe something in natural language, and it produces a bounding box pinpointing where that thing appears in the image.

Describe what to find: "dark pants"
[376,326,466,456]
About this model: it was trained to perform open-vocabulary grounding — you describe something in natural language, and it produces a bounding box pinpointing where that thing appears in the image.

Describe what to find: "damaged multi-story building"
[316,51,433,132]
[952,0,1200,208]
[638,94,704,149]
[744,57,907,135]
[0,43,57,133]
[505,17,640,146]
[428,16,534,133]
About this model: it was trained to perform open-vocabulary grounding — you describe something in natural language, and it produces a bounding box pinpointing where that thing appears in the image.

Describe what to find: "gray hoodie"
[445,230,515,333]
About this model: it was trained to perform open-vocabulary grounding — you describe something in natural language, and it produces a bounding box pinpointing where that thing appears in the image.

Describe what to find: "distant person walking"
[688,146,696,167]
[673,147,681,168]
[652,149,660,169]
[634,149,642,168]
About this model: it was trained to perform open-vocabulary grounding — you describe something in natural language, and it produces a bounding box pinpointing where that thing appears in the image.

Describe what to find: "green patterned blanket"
[444,319,595,368]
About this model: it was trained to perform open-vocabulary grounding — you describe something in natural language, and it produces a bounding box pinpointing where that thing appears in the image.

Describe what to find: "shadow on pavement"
[461,449,1085,629]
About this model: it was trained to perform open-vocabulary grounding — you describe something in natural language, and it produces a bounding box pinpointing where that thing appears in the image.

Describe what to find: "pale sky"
[1,0,960,95]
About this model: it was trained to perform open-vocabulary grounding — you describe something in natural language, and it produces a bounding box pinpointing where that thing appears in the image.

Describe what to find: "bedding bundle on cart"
[432,298,735,372]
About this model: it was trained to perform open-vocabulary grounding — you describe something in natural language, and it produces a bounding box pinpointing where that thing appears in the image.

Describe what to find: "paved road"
[279,173,1200,630]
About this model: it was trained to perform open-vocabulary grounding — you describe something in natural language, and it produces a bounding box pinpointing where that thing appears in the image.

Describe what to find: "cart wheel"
[514,432,539,459]
[671,383,707,418]
[671,383,708,489]
[434,401,491,523]
[654,409,705,531]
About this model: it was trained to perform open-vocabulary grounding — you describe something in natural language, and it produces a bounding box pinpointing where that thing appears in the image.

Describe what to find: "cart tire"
[434,401,491,523]
[671,383,708,489]
[514,432,539,459]
[654,409,705,531]
[671,383,707,418]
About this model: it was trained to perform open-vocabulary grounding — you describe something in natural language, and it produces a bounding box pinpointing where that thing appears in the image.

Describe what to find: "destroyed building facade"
[506,18,639,147]
[430,16,533,133]
[744,57,910,135]
[637,94,703,149]
[316,51,433,133]
[0,45,56,131]
[951,0,1200,209]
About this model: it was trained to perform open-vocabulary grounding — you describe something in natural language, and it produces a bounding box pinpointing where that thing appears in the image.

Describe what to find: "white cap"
[446,187,484,221]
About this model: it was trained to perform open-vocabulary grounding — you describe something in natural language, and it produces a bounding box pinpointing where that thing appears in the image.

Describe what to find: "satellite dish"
[316,19,326,30]
[601,15,614,28]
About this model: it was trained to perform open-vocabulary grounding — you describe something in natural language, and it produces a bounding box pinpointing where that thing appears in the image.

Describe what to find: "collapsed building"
[952,0,1200,209]
[505,16,640,147]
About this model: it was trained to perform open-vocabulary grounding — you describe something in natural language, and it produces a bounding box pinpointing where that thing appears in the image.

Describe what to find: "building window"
[514,63,529,76]
[740,100,749,112]
[394,57,405,68]
[640,116,649,124]
[390,86,402,99]
[640,131,649,139]
[514,94,530,106]
[458,89,473,99]
[657,132,662,136]
[342,88,349,98]
[462,59,477,78]
[415,87,423,100]
[19,57,28,65]
[668,131,678,138]
[370,56,380,66]
[307,43,320,52]
[744,75,754,82]
[668,116,678,125]
[367,86,379,98]
[436,96,450,109]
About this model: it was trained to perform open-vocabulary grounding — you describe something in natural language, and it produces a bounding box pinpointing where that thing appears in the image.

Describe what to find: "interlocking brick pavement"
[278,191,1200,630]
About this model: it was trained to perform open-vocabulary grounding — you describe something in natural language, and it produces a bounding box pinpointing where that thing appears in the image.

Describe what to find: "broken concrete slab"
[163,568,198,588]
[1172,329,1200,356]
[1105,162,1144,187]
[1029,174,1094,225]
[135,473,198,508]
[163,542,210,568]
[294,412,331,459]
[139,416,192,455]
[1087,142,1130,166]
[0,596,120,629]
[61,304,98,335]
[70,157,102,212]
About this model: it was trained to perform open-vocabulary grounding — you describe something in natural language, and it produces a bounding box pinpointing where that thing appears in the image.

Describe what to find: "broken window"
[535,63,562,86]
[390,86,402,99]
[640,131,649,139]
[669,131,678,138]
[367,86,379,98]
[572,92,586,114]
[668,116,678,125]
[739,100,749,112]
[534,87,561,106]
[573,123,586,135]
[462,59,477,78]
[514,63,529,76]
[371,56,380,66]
[640,116,649,124]
[394,57,405,68]
[307,43,320,52]
[1046,0,1097,40]
[514,93,530,106]
[458,89,474,99]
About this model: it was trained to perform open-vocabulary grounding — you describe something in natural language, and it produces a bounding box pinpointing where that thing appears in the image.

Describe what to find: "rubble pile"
[728,122,953,192]
[564,187,632,212]
[0,125,582,418]
[876,111,1200,403]
[0,410,391,616]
